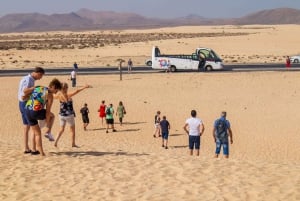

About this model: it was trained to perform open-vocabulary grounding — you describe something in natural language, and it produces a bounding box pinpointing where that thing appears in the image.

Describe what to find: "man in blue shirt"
[213,111,233,158]
[160,115,170,149]
[18,67,45,154]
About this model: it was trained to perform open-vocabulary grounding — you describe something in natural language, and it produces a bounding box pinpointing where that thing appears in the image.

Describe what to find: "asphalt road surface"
[1,63,300,77]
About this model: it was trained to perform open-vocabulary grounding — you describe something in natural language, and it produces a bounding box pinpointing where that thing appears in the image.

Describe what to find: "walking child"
[80,103,90,131]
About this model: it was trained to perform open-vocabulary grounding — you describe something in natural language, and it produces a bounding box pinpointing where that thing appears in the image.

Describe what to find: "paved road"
[1,63,300,77]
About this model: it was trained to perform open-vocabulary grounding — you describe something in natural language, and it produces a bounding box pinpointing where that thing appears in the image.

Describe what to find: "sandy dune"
[0,25,300,201]
[1,25,300,69]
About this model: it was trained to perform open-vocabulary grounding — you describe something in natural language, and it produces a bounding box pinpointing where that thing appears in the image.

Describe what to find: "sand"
[1,25,300,69]
[1,25,300,201]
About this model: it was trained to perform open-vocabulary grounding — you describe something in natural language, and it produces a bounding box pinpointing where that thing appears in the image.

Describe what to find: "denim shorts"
[189,135,200,149]
[162,132,169,140]
[19,101,29,125]
[25,109,46,126]
[215,140,229,155]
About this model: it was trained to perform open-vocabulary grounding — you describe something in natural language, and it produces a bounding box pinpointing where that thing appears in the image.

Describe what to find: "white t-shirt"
[71,70,76,79]
[185,117,203,136]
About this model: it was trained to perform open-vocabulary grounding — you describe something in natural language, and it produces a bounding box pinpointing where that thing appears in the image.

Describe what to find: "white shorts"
[59,114,75,126]
[154,123,160,128]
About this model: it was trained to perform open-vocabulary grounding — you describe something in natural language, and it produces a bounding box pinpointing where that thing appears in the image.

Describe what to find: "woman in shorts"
[54,82,91,147]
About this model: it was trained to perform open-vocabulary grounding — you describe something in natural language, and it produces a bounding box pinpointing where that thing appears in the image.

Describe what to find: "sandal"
[24,150,32,154]
[31,150,40,155]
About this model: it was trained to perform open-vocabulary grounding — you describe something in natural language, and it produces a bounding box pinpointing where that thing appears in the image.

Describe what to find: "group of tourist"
[98,100,127,133]
[18,67,92,156]
[153,110,233,158]
[18,66,232,158]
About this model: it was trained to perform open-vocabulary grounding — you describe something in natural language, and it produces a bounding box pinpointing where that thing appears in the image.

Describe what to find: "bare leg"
[112,123,116,132]
[45,113,55,134]
[195,149,200,156]
[54,126,65,147]
[106,123,109,133]
[153,127,158,137]
[23,125,30,151]
[189,149,193,156]
[32,131,36,151]
[31,125,45,156]
[70,125,77,147]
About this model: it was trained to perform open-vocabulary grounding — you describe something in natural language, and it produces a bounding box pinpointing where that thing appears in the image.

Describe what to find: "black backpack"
[215,119,227,140]
[106,108,111,115]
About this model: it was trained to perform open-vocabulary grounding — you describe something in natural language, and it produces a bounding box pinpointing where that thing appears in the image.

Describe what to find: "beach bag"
[215,119,227,140]
[106,108,111,115]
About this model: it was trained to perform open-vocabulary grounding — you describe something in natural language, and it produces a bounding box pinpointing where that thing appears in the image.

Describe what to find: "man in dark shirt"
[80,103,89,131]
[160,116,170,149]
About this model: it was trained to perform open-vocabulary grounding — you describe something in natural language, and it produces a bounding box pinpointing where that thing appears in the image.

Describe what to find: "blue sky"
[1,0,300,18]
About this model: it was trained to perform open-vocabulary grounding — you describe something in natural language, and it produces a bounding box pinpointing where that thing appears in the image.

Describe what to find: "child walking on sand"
[153,111,161,138]
[80,103,89,131]
[98,100,106,127]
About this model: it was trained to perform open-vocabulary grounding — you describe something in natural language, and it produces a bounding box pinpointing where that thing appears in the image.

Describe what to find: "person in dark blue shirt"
[160,115,170,149]
[213,111,233,158]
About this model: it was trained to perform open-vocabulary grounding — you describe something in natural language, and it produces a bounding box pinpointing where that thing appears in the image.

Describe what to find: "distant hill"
[235,8,300,24]
[0,8,299,33]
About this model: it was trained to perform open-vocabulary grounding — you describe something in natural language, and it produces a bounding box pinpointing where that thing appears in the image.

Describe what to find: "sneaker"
[112,129,117,132]
[45,133,55,141]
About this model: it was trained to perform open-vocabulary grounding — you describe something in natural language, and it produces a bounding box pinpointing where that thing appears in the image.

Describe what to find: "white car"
[290,55,300,63]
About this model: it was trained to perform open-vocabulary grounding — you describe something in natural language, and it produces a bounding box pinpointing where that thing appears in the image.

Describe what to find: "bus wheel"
[205,66,213,71]
[170,66,176,72]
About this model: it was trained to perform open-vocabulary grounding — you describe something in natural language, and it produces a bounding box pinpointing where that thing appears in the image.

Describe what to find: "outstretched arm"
[68,84,91,97]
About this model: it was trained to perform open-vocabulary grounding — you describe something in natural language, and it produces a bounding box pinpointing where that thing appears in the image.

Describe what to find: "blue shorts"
[19,101,29,125]
[215,140,229,155]
[189,135,200,150]
[25,109,46,126]
[161,132,169,140]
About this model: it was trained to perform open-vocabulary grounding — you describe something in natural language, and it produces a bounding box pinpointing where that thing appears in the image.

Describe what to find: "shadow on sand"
[117,121,147,125]
[50,151,149,157]
[169,133,185,137]
[171,145,188,149]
